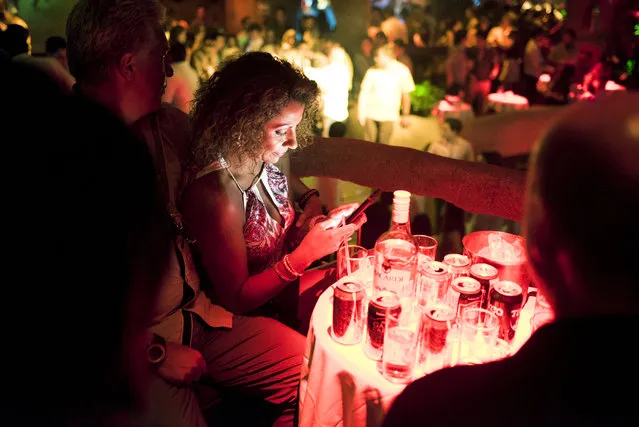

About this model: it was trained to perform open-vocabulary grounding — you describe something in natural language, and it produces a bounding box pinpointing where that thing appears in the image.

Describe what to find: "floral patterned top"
[196,158,295,275]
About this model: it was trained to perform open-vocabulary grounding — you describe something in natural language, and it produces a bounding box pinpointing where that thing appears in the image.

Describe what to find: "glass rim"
[413,234,438,249]
[461,307,499,331]
[341,244,368,257]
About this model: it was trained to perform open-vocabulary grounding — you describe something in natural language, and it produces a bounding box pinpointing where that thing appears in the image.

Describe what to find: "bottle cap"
[392,190,411,224]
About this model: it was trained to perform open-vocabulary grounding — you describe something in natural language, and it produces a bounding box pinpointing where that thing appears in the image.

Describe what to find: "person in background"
[0,0,27,31]
[296,0,337,39]
[523,28,553,105]
[487,11,516,51]
[66,1,306,426]
[468,33,499,114]
[548,28,578,68]
[382,92,639,427]
[0,61,170,427]
[191,29,225,83]
[328,121,347,138]
[358,44,415,144]
[393,39,413,76]
[477,15,491,40]
[445,30,469,90]
[464,7,479,47]
[3,24,75,93]
[236,16,251,51]
[270,6,290,41]
[45,35,68,71]
[245,22,265,52]
[380,7,408,45]
[190,3,207,33]
[169,24,188,46]
[221,34,241,60]
[352,37,374,98]
[163,42,199,114]
[306,44,351,137]
[422,5,437,47]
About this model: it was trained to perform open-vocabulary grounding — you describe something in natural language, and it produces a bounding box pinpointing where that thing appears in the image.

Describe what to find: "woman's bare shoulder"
[182,170,242,218]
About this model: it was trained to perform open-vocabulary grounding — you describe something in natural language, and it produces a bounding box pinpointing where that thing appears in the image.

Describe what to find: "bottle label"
[374,268,412,296]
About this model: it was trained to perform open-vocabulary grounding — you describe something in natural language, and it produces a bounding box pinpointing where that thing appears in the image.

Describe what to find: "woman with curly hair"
[182,52,364,330]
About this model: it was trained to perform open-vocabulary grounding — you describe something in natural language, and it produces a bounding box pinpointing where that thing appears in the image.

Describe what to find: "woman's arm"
[182,177,311,313]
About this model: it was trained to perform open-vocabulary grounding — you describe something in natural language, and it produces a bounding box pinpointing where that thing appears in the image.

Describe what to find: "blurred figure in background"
[306,43,351,137]
[163,42,199,114]
[245,22,265,52]
[358,44,415,144]
[393,39,413,76]
[2,24,75,93]
[191,29,225,83]
[45,35,68,71]
[352,37,374,99]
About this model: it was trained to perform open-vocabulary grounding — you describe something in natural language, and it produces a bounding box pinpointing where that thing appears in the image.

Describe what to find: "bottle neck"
[390,219,411,235]
[391,205,411,234]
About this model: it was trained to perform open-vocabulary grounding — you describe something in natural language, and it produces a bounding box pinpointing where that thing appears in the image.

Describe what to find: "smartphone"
[345,189,382,225]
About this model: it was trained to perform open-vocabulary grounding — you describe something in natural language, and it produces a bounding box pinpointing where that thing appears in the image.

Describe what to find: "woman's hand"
[295,194,323,228]
[289,217,360,271]
[327,203,367,228]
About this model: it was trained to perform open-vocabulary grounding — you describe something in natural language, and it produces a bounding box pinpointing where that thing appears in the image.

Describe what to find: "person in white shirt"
[358,44,415,144]
[162,42,200,114]
[523,28,552,105]
[306,45,351,137]
[486,12,516,51]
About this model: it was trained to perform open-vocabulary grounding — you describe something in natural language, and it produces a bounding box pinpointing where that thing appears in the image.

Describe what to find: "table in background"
[298,276,536,427]
[431,99,475,127]
[486,92,530,114]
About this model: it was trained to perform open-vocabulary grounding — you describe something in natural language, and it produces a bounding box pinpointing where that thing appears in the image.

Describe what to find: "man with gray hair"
[66,1,303,426]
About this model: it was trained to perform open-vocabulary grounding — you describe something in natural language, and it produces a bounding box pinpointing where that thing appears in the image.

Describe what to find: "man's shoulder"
[390,60,411,75]
[133,105,192,159]
[385,364,500,426]
[157,104,191,131]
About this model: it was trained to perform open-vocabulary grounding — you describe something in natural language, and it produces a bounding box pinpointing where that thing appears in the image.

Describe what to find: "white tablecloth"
[432,100,475,127]
[299,276,537,427]
[486,92,530,114]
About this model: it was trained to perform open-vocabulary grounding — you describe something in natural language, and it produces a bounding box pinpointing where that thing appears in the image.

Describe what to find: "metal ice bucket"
[462,231,531,302]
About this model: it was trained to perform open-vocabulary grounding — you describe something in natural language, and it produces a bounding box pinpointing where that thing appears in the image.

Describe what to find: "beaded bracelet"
[274,260,297,282]
[298,188,320,210]
[282,254,303,278]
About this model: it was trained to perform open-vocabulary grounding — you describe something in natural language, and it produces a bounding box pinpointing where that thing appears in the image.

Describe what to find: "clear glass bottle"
[373,190,418,299]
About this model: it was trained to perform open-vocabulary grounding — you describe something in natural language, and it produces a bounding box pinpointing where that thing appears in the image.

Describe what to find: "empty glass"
[337,245,369,279]
[414,235,438,260]
[457,308,499,365]
[382,303,421,384]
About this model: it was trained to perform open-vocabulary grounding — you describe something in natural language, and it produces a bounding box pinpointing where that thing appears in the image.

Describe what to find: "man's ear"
[118,53,136,81]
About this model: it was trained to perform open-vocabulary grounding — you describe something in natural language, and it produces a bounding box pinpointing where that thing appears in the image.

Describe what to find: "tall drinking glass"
[414,235,438,260]
[337,245,369,279]
[382,303,421,384]
[457,308,499,365]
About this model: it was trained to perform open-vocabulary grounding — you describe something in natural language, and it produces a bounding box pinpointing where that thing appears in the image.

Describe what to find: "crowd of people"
[0,0,637,426]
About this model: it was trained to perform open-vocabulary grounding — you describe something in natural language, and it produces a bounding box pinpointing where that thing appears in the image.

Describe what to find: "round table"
[431,99,475,126]
[298,275,537,427]
[486,92,530,113]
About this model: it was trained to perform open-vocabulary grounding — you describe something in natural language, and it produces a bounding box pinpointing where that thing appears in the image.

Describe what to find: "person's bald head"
[525,93,639,316]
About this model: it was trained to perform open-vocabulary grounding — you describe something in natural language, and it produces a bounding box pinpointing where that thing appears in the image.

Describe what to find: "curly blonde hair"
[190,52,320,169]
